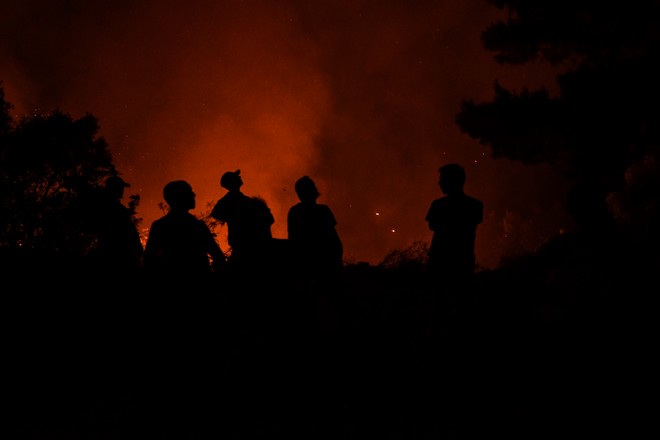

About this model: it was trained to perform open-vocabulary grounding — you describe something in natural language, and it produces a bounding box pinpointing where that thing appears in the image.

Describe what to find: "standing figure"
[425,163,483,289]
[288,176,344,336]
[144,180,226,278]
[287,175,343,285]
[210,169,275,274]
[89,175,144,274]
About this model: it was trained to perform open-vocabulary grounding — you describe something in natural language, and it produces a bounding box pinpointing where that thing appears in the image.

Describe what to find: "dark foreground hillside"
[3,248,648,439]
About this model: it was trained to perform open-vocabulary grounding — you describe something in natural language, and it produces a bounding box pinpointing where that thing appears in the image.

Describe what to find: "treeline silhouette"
[4,164,646,438]
[2,39,653,437]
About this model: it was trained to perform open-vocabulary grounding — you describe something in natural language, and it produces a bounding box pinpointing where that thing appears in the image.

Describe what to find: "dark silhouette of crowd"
[6,163,637,439]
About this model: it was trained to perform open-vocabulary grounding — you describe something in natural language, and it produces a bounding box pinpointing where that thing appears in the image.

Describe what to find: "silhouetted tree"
[0,83,12,137]
[455,8,655,431]
[455,1,660,255]
[0,85,133,270]
[380,241,429,271]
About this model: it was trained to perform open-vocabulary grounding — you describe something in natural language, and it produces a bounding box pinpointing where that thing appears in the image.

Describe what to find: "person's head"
[220,169,243,191]
[295,175,320,203]
[104,175,130,199]
[438,163,466,195]
[163,180,195,211]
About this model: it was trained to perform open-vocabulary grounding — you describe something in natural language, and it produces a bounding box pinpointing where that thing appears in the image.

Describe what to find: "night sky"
[0,0,573,267]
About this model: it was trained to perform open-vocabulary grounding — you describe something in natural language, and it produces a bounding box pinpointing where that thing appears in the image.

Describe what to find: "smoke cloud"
[0,0,571,266]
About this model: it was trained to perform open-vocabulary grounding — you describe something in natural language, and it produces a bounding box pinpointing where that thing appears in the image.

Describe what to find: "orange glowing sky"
[0,0,573,267]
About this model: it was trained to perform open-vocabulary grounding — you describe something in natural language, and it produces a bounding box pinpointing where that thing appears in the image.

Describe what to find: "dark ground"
[4,257,644,439]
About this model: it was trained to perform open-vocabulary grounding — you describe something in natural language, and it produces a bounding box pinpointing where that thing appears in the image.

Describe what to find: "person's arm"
[204,225,227,272]
[143,221,163,268]
[331,224,343,266]
[472,198,484,225]
[287,207,299,242]
[425,202,441,231]
[210,199,227,223]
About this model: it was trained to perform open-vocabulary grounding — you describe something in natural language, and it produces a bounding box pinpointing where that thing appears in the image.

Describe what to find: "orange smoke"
[0,0,569,267]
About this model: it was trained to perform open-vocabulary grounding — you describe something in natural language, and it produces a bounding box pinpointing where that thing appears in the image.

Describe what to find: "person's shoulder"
[430,196,449,207]
[149,215,167,230]
[182,212,205,223]
[465,194,483,207]
[110,199,131,214]
[215,192,233,205]
[318,203,335,214]
[192,215,213,231]
[288,202,304,212]
[212,192,240,216]
[218,190,244,203]
[235,192,256,207]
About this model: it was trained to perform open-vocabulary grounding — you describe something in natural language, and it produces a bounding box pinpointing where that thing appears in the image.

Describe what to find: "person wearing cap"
[104,175,131,201]
[88,174,144,274]
[210,169,274,274]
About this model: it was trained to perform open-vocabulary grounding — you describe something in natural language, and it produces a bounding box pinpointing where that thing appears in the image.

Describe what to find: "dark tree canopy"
[481,0,660,67]
[456,0,660,239]
[0,85,12,137]
[0,85,136,268]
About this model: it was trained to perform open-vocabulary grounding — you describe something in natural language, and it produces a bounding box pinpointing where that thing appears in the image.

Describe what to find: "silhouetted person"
[288,176,344,338]
[144,180,226,278]
[210,169,275,275]
[88,175,144,274]
[288,175,343,286]
[425,163,483,291]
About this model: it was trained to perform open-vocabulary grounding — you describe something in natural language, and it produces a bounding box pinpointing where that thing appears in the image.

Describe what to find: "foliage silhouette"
[456,1,660,261]
[0,84,139,272]
[379,240,428,273]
